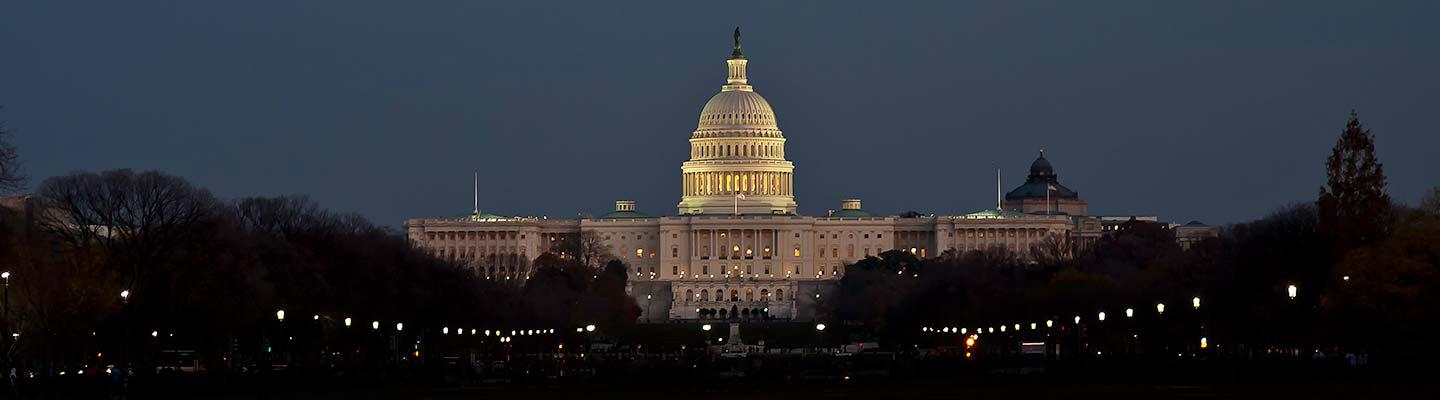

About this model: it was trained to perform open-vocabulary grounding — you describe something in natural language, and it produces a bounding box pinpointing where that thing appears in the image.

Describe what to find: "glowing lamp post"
[1125,308,1134,318]
[1156,303,1166,315]
[275,310,285,322]
[815,323,826,331]
[1287,284,1298,300]
[1098,312,1106,322]
[1192,297,1201,310]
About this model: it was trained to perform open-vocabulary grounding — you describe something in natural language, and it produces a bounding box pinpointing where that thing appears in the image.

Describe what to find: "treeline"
[0,169,636,374]
[835,198,1439,359]
[832,114,1439,361]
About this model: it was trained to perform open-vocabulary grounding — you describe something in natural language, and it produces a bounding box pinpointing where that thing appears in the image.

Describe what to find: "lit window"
[636,248,644,257]
[793,247,801,257]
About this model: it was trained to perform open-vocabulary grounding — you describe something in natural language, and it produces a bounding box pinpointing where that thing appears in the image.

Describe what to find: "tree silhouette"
[0,108,24,192]
[1318,111,1392,252]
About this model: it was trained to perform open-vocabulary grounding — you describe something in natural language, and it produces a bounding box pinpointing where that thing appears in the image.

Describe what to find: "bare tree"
[550,230,614,269]
[0,108,25,192]
[1028,233,1073,266]
[1422,187,1440,216]
[35,169,220,292]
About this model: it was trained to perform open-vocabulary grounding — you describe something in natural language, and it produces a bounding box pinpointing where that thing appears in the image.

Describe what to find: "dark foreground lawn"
[159,382,1434,400]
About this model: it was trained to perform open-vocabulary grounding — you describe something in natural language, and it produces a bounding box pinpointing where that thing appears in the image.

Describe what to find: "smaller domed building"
[1004,150,1088,216]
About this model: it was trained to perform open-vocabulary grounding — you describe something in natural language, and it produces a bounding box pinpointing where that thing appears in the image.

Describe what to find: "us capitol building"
[404,31,1162,323]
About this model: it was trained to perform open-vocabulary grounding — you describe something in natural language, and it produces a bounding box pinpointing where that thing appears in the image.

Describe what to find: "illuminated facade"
[403,32,1102,322]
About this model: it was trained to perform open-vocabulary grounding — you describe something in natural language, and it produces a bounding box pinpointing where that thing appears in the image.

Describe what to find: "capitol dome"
[677,29,798,215]
[697,90,777,129]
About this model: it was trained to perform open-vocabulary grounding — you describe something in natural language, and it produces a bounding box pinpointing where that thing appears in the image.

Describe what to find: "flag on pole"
[1047,184,1057,191]
[736,192,746,200]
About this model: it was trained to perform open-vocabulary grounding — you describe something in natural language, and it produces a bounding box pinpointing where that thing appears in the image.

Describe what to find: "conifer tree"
[1318,111,1392,251]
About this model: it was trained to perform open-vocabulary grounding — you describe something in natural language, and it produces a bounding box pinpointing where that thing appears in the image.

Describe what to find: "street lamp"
[585,324,596,332]
[702,324,712,331]
[1192,297,1201,310]
[1046,320,1053,328]
[1287,284,1298,299]
[276,309,285,321]
[1125,308,1134,318]
[1073,316,1081,324]
[2,272,9,361]
[396,322,404,331]
[344,317,352,327]
[120,290,130,302]
[371,321,379,330]
[1156,303,1165,315]
[1098,312,1106,322]
[815,323,826,331]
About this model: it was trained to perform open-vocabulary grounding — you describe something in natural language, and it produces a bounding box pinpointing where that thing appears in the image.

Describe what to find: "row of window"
[692,142,781,159]
[667,264,842,278]
[425,231,524,241]
[682,287,783,302]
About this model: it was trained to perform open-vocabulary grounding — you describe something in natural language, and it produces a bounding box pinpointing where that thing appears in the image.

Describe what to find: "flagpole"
[996,168,1001,211]
[734,190,739,216]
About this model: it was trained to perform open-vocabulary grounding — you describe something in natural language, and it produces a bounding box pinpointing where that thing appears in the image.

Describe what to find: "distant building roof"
[959,209,1032,219]
[828,209,877,218]
[1006,150,1080,200]
[599,210,653,219]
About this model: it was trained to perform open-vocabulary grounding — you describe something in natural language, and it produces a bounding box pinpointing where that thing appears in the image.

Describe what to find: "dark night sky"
[2,1,1436,227]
